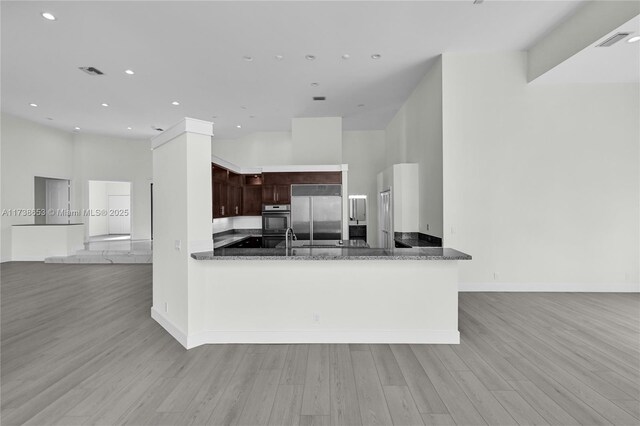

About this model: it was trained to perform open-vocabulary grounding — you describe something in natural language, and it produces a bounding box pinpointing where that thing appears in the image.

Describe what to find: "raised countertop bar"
[191,246,471,261]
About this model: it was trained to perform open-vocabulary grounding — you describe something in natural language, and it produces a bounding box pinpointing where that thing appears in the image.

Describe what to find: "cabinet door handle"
[235,206,238,215]
[221,206,225,215]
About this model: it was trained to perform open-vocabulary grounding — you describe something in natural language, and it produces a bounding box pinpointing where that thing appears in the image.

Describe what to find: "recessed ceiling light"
[342,54,351,60]
[249,115,255,119]
[241,106,247,110]
[357,104,365,107]
[628,36,640,43]
[74,127,80,131]
[305,55,316,61]
[127,126,132,130]
[41,12,56,21]
[371,54,382,59]
[171,101,180,106]
[275,55,284,60]
[236,125,242,129]
[311,82,319,87]
[29,103,38,107]
[125,69,135,75]
[101,103,109,107]
[243,56,253,61]
[46,117,53,120]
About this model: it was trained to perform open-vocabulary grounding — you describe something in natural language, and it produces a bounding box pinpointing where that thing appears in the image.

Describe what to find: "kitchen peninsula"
[151,118,471,349]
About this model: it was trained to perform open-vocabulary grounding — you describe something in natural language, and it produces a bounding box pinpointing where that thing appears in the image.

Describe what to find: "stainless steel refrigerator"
[291,184,342,245]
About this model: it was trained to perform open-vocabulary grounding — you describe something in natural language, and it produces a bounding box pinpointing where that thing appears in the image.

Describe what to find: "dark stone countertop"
[394,238,440,248]
[191,247,471,261]
[213,229,262,249]
[13,223,85,226]
[274,240,370,249]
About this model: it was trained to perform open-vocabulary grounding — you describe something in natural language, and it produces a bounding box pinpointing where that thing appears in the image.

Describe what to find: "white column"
[150,118,213,347]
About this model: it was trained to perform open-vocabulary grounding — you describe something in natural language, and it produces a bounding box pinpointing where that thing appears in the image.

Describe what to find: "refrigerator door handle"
[309,197,314,245]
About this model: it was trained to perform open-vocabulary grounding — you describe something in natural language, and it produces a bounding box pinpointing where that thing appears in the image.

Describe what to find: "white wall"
[342,131,386,246]
[73,133,152,241]
[292,117,342,164]
[0,113,153,261]
[0,114,75,262]
[385,57,443,238]
[442,52,639,288]
[213,131,292,167]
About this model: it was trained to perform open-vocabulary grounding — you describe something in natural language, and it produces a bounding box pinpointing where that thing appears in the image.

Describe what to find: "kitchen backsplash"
[212,216,262,234]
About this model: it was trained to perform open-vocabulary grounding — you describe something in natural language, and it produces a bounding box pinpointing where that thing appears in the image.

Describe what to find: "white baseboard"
[149,310,460,349]
[150,307,188,349]
[186,329,459,349]
[459,282,640,293]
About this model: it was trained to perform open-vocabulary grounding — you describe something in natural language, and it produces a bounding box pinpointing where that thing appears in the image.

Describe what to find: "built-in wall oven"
[262,204,290,248]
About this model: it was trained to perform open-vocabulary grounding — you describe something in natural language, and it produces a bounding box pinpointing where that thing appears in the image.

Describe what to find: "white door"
[108,195,131,234]
[45,179,69,224]
[379,190,393,250]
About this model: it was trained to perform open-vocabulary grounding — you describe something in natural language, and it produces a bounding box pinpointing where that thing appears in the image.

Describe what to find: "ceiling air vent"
[79,66,104,75]
[313,96,326,101]
[597,32,631,47]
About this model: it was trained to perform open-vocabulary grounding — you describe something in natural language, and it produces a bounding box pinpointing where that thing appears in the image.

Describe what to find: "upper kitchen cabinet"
[261,172,341,205]
[263,172,341,185]
[242,175,263,216]
[212,164,228,218]
[212,163,243,218]
[262,184,290,204]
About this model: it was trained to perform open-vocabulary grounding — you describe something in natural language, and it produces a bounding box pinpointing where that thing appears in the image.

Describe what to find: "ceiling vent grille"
[79,66,104,75]
[313,96,326,101]
[597,32,631,47]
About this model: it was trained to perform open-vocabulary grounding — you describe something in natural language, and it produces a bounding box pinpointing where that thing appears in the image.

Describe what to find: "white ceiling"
[1,1,584,140]
[533,14,640,84]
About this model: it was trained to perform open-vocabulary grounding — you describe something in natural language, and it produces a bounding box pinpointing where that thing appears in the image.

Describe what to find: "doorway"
[34,176,70,224]
[88,181,131,239]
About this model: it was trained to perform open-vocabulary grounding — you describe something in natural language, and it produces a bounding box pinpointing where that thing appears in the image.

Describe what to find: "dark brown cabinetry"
[213,163,265,218]
[212,164,245,218]
[262,184,290,204]
[213,165,341,216]
[261,172,340,205]
[242,175,263,216]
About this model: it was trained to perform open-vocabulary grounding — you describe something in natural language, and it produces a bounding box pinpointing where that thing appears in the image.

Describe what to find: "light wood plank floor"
[1,262,639,426]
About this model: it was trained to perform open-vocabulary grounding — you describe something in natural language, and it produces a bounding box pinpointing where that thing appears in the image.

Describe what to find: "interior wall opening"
[88,180,132,241]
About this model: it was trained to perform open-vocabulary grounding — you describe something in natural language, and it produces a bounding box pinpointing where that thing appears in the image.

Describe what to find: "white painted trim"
[261,164,346,173]
[10,255,47,261]
[209,157,348,175]
[151,118,214,149]
[211,155,244,173]
[150,307,188,349]
[186,329,459,349]
[459,282,640,293]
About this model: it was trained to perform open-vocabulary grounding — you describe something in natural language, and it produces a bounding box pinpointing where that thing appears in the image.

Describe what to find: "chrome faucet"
[285,227,297,250]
